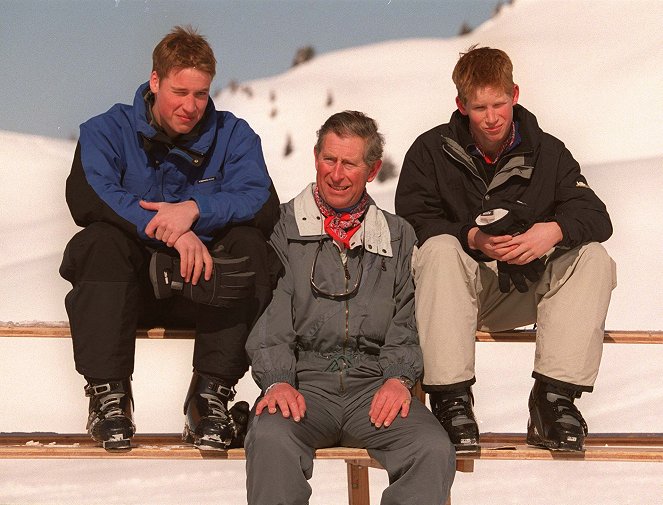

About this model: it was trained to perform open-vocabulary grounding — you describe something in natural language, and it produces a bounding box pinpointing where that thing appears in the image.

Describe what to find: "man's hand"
[468,227,518,260]
[498,222,563,265]
[468,221,562,264]
[256,383,306,422]
[369,378,412,428]
[141,200,200,247]
[172,231,213,285]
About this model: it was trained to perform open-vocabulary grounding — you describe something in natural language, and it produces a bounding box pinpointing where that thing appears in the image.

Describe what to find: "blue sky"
[1,0,497,139]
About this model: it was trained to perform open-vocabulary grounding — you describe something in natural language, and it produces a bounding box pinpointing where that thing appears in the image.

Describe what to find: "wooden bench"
[1,324,662,505]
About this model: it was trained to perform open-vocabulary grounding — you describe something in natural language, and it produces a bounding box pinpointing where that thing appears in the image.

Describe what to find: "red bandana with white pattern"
[313,185,370,249]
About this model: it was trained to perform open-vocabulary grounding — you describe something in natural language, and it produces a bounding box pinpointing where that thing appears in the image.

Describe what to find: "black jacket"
[395,105,612,260]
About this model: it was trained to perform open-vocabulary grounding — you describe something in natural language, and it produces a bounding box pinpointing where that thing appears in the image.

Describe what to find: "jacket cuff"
[261,371,297,393]
[382,364,418,383]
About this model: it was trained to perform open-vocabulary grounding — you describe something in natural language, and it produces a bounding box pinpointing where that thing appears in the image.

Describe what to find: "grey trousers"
[245,359,455,505]
[412,236,617,390]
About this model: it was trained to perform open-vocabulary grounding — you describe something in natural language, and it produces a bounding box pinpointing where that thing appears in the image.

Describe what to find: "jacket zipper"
[339,249,351,393]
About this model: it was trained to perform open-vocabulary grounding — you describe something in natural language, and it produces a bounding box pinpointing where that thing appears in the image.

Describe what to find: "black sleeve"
[64,142,140,239]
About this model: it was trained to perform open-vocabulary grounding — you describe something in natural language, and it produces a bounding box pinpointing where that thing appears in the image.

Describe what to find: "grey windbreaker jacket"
[246,184,422,392]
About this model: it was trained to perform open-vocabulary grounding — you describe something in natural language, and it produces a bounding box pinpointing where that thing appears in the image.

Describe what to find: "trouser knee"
[60,222,146,283]
[416,234,466,264]
[576,242,616,279]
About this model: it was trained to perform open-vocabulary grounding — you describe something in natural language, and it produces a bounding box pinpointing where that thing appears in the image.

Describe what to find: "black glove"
[149,250,255,307]
[476,203,545,293]
[474,202,532,237]
[228,401,250,449]
[496,259,545,293]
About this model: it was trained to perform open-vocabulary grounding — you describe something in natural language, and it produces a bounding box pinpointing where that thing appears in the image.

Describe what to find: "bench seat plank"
[2,433,662,463]
[2,325,662,344]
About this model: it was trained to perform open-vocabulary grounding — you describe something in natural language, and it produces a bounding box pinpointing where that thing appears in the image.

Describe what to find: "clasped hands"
[140,200,212,285]
[256,379,412,428]
[469,220,562,293]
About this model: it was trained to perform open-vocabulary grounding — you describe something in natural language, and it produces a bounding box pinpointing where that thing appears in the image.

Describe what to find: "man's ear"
[366,160,382,183]
[512,84,520,106]
[149,71,160,94]
[456,96,468,116]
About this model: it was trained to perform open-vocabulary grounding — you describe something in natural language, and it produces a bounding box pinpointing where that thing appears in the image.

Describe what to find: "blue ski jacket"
[66,82,272,244]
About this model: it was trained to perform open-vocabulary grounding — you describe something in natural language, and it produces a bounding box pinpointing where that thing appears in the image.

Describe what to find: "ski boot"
[430,388,480,452]
[183,372,246,450]
[526,380,588,451]
[85,378,135,450]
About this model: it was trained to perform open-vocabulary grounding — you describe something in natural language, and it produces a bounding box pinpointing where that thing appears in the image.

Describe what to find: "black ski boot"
[84,378,135,450]
[183,372,245,450]
[430,388,480,452]
[526,380,588,451]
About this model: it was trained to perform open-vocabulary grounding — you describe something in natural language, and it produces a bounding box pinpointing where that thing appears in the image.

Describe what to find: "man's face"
[149,67,211,138]
[457,84,519,154]
[314,132,381,209]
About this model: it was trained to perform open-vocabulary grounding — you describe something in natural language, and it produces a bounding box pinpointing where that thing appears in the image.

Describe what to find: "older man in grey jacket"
[244,111,455,505]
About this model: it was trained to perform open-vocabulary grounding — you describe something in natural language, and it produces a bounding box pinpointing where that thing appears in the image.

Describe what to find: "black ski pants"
[60,221,277,382]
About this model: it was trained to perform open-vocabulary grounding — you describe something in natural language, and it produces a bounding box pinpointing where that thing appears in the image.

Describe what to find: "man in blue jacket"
[59,26,279,450]
[396,46,616,453]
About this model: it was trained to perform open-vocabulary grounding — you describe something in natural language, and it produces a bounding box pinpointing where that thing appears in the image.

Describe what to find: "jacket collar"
[292,183,393,258]
[448,104,538,155]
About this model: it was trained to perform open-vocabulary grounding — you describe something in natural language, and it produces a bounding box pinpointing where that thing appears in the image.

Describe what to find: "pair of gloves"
[149,248,255,307]
[475,204,545,293]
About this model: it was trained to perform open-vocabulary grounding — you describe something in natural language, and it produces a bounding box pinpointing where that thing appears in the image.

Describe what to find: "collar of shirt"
[293,183,393,258]
[469,121,521,165]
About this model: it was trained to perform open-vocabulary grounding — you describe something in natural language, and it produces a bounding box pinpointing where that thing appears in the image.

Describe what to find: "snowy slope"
[1,0,663,503]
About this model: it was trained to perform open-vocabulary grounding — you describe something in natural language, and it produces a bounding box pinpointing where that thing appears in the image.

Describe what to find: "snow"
[1,0,663,503]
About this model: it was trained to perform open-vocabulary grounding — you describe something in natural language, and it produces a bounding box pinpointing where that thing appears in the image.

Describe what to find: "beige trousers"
[412,235,617,389]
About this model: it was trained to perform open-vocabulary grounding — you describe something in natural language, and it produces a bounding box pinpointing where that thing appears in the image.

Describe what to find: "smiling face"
[457,84,519,157]
[314,132,381,209]
[149,67,211,138]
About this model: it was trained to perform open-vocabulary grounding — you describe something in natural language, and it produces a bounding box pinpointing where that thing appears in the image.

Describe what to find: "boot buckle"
[85,383,112,397]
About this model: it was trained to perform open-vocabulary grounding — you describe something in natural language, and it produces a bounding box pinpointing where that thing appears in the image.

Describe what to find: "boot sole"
[102,437,132,451]
[527,423,585,452]
[183,426,232,451]
[454,437,480,453]
[454,444,480,454]
[91,425,135,451]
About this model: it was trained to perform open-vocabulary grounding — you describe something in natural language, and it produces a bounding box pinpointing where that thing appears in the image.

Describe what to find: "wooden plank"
[0,325,194,340]
[2,325,661,344]
[480,432,663,447]
[2,433,662,462]
[347,461,371,505]
[458,444,663,463]
[475,330,663,344]
[0,434,376,461]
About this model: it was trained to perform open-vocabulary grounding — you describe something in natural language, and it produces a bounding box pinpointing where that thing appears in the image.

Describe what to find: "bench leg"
[346,461,370,505]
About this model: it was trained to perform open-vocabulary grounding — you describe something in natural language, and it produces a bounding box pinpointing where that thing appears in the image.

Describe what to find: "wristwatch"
[396,376,415,390]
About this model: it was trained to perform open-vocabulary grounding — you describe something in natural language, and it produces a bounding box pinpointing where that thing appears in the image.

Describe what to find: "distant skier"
[396,45,616,452]
[59,25,280,450]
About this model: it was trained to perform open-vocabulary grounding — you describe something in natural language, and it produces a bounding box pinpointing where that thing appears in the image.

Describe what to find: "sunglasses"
[310,240,364,301]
